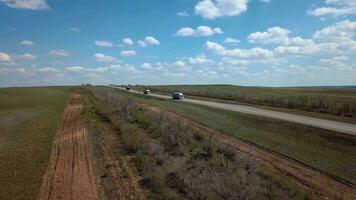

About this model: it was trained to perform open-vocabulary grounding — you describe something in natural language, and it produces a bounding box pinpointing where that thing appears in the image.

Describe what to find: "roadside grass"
[83,86,309,199]
[134,84,356,118]
[0,87,71,200]
[108,87,356,185]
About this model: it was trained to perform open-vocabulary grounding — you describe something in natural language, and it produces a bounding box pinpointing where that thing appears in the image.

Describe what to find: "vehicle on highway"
[172,92,184,100]
[143,89,150,94]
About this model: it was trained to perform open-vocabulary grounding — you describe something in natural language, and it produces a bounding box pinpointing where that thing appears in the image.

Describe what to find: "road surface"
[110,86,356,136]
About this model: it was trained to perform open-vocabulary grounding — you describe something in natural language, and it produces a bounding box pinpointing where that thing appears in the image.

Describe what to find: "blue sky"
[0,0,355,87]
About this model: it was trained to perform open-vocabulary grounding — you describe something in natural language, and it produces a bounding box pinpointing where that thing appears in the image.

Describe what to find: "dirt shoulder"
[143,104,356,200]
[37,93,99,200]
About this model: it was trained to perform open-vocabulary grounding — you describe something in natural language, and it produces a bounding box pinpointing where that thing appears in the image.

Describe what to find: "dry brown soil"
[37,93,99,200]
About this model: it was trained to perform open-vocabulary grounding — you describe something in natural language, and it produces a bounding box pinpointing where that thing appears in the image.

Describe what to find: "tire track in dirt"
[37,93,99,200]
[143,104,356,200]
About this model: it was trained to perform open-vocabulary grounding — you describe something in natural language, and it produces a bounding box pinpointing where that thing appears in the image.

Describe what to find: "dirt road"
[110,86,356,136]
[37,93,99,200]
[144,104,356,200]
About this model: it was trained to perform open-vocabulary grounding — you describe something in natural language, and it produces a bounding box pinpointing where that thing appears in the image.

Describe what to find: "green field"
[107,87,356,185]
[134,85,356,118]
[82,86,309,199]
[0,87,70,200]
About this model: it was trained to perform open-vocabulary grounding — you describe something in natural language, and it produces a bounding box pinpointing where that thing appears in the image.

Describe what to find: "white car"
[172,92,184,100]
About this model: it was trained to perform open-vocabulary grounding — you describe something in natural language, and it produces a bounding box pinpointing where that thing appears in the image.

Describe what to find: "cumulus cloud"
[95,40,113,47]
[174,60,188,68]
[223,37,240,44]
[248,27,314,46]
[195,0,248,19]
[313,20,356,42]
[188,54,214,65]
[206,41,274,59]
[94,53,119,63]
[137,40,147,47]
[0,0,49,10]
[121,50,137,57]
[123,38,134,45]
[20,40,34,46]
[177,11,189,17]
[38,67,58,73]
[308,0,356,17]
[141,63,152,70]
[176,26,223,36]
[137,36,160,47]
[48,49,70,57]
[14,53,37,61]
[66,66,85,73]
[0,52,12,63]
[145,36,160,45]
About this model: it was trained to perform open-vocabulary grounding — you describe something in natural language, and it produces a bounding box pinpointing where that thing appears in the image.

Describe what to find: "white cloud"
[247,26,322,56]
[313,20,356,42]
[66,66,85,73]
[95,40,113,47]
[0,52,12,63]
[219,57,250,66]
[206,41,274,59]
[121,50,137,57]
[224,37,241,44]
[308,0,356,17]
[145,36,160,45]
[188,54,214,65]
[248,27,290,44]
[38,67,58,73]
[137,40,147,47]
[195,0,248,19]
[177,11,189,17]
[69,27,80,32]
[176,26,223,36]
[172,60,191,71]
[94,53,119,63]
[14,53,37,61]
[48,49,70,57]
[141,63,152,70]
[93,67,109,73]
[20,40,34,46]
[137,36,160,47]
[123,38,134,45]
[0,0,49,10]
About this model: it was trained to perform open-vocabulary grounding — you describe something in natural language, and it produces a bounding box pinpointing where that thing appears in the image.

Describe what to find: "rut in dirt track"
[38,93,99,200]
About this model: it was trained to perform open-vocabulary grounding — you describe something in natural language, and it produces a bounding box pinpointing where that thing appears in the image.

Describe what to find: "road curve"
[109,86,356,136]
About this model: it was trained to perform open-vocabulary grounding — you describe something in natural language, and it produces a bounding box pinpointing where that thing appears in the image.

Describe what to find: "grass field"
[82,86,309,199]
[107,87,356,185]
[0,87,70,200]
[134,85,356,118]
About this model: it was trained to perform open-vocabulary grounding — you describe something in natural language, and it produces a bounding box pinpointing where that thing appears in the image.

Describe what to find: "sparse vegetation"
[83,86,309,200]
[135,85,356,118]
[106,86,356,185]
[0,87,70,200]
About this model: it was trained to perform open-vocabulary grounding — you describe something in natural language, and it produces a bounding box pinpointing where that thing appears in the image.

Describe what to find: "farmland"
[134,85,356,120]
[0,87,70,200]
[1,85,355,200]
